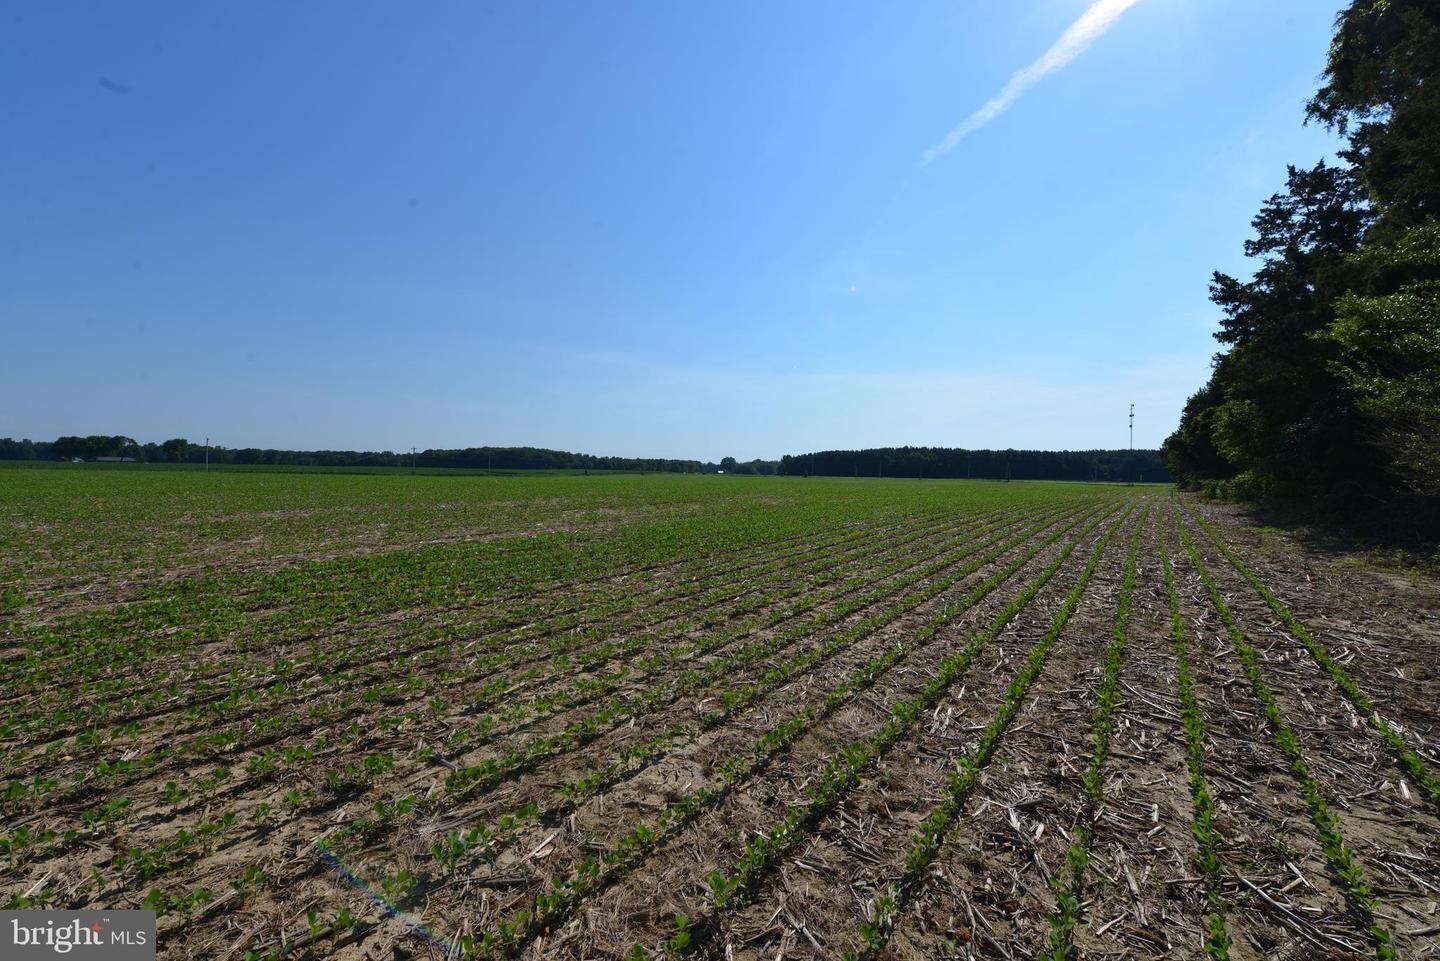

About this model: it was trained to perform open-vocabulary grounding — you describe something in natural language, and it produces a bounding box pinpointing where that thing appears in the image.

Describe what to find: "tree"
[1164,0,1440,533]
[1164,163,1375,498]
[1162,378,1236,485]
[1320,220,1440,497]
[161,438,190,463]
[1308,1,1440,233]
[0,438,39,460]
[103,436,145,461]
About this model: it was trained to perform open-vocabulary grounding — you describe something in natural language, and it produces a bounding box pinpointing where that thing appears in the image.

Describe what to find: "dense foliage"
[778,447,1169,483]
[412,447,704,473]
[1164,0,1440,535]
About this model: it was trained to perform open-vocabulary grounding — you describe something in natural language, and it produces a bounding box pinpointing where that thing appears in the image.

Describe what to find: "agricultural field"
[1,465,1438,960]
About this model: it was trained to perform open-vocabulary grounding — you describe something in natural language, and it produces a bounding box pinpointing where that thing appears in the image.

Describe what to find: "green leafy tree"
[1162,379,1235,484]
[1308,1,1440,234]
[1167,163,1373,497]
[161,438,190,463]
[1164,0,1440,532]
[1320,221,1440,497]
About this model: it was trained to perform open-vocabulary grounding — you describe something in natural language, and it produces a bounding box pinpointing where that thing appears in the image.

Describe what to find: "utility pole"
[411,447,417,476]
[205,436,210,473]
[1129,404,1134,451]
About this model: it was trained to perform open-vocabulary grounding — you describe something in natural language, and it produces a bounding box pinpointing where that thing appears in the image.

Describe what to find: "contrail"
[921,0,1144,164]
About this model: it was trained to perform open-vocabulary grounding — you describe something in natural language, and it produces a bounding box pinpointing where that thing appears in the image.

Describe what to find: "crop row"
[270,503,1102,919]
[4,507,1035,888]
[646,507,1129,960]
[426,504,1073,807]
[842,507,1133,960]
[244,502,1123,958]
[1187,509,1440,804]
[1178,512,1399,961]
[368,503,1092,871]
[1,507,909,724]
[4,505,968,791]
[1039,504,1148,960]
[37,500,1089,932]
[1160,514,1231,960]
[8,481,973,694]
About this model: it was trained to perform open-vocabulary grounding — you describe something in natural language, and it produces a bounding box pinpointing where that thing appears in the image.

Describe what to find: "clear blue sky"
[2,1,1345,459]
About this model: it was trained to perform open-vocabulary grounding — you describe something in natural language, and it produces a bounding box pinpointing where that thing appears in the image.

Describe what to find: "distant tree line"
[416,446,702,473]
[709,456,781,475]
[1163,1,1440,537]
[777,447,1169,483]
[1,437,1164,483]
[0,437,703,473]
[2,435,153,461]
[0,438,55,460]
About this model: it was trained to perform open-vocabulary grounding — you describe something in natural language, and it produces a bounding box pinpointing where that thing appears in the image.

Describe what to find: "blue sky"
[2,1,1345,459]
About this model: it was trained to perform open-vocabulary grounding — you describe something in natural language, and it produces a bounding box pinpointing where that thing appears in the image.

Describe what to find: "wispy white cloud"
[921,0,1145,164]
